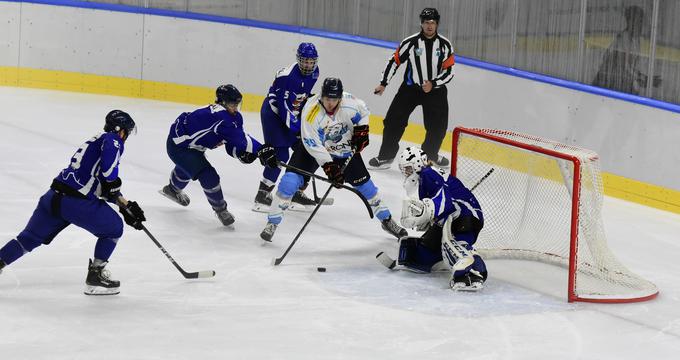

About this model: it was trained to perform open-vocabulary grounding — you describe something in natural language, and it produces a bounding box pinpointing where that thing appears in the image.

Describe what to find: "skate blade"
[319,197,334,206]
[158,190,189,207]
[251,203,271,213]
[451,283,484,292]
[288,203,313,212]
[368,164,392,170]
[84,285,120,296]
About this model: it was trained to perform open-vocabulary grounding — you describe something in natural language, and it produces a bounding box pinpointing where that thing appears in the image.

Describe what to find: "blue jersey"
[418,167,483,226]
[265,63,319,134]
[55,132,124,200]
[169,104,262,155]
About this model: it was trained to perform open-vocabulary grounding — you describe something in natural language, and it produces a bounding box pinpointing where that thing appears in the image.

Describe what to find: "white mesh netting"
[453,128,658,302]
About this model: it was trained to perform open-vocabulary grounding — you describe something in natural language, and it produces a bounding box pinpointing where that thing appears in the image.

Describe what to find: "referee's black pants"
[378,83,449,161]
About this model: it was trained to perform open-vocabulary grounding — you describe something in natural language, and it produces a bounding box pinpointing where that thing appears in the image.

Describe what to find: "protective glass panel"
[450,0,514,67]
[584,0,653,96]
[305,0,357,35]
[651,0,680,103]
[514,0,581,80]
[357,0,405,42]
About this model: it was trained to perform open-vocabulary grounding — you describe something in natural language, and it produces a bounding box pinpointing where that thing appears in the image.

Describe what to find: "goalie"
[396,147,488,291]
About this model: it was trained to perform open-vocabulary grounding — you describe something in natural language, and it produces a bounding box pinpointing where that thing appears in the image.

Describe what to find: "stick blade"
[376,251,396,269]
[183,270,216,279]
[271,257,283,266]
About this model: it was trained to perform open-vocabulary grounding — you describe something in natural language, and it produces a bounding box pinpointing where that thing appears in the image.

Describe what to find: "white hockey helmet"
[398,146,428,177]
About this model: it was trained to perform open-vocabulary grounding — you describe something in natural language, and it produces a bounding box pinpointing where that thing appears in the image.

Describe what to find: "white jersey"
[300,92,370,165]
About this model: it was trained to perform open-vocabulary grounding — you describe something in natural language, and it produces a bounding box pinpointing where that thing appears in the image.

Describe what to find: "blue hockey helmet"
[420,7,440,23]
[296,42,318,76]
[321,77,343,99]
[216,84,242,106]
[104,110,136,137]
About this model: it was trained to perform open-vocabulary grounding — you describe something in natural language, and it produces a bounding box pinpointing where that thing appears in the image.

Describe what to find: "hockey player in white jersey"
[391,146,488,291]
[260,77,407,242]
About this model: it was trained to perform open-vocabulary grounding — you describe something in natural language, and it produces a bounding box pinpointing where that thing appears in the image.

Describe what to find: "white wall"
[3,2,680,191]
[0,2,20,67]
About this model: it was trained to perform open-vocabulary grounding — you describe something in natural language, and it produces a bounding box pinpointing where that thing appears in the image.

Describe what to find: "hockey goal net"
[451,127,658,303]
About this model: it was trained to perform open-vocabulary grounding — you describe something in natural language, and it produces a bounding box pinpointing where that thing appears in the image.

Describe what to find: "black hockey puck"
[317,267,326,272]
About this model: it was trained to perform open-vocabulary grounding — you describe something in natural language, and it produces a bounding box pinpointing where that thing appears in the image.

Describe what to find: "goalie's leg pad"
[397,237,443,273]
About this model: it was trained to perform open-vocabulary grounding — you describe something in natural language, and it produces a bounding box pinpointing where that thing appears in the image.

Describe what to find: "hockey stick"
[278,161,373,219]
[140,225,215,279]
[311,177,334,205]
[469,168,495,192]
[119,201,215,279]
[272,155,360,266]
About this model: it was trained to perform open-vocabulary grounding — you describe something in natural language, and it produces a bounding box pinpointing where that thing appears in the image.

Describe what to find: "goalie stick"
[119,201,215,279]
[375,167,495,271]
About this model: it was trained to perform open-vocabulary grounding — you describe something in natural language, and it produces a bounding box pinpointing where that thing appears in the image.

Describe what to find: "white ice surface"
[1,87,679,359]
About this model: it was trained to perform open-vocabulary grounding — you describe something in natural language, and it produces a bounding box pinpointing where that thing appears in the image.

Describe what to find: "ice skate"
[430,154,450,168]
[252,181,274,213]
[368,156,394,170]
[84,259,120,296]
[449,270,485,292]
[260,222,278,242]
[288,190,317,212]
[159,184,190,206]
[214,205,235,227]
[381,216,408,239]
[0,259,5,275]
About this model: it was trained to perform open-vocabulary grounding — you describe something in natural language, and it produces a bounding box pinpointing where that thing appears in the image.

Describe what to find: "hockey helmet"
[398,146,428,177]
[419,7,440,23]
[216,84,242,106]
[321,77,343,99]
[104,110,136,137]
[296,42,318,76]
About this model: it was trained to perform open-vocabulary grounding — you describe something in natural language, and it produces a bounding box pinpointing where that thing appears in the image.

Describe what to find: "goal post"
[451,127,658,303]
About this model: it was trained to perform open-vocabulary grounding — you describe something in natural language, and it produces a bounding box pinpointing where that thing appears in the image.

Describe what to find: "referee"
[369,7,454,169]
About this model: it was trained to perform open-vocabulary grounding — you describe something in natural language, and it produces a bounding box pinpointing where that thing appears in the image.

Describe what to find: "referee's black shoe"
[368,156,394,170]
[431,155,450,168]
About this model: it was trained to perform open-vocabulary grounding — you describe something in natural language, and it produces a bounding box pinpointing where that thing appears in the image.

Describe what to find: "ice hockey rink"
[1,86,679,359]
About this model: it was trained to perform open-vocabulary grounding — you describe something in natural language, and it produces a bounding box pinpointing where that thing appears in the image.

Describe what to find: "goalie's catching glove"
[400,198,435,229]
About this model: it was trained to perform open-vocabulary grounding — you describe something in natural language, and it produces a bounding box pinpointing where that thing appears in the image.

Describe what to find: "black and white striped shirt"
[379,32,455,88]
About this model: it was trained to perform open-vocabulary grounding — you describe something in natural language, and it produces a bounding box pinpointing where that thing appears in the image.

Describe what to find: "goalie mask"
[399,147,428,197]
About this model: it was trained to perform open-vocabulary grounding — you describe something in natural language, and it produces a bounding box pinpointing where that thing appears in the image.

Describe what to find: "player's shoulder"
[275,63,297,78]
[302,97,323,124]
[340,92,365,107]
[100,132,123,150]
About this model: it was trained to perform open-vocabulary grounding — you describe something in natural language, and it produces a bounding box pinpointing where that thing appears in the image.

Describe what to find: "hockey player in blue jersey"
[0,110,146,295]
[260,77,407,242]
[252,42,321,212]
[160,84,278,226]
[394,146,488,291]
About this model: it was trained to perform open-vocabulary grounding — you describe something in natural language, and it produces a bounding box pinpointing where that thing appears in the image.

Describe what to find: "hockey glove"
[119,201,146,230]
[400,198,435,229]
[351,125,369,152]
[257,144,278,169]
[322,162,344,188]
[101,178,122,202]
[236,150,258,164]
